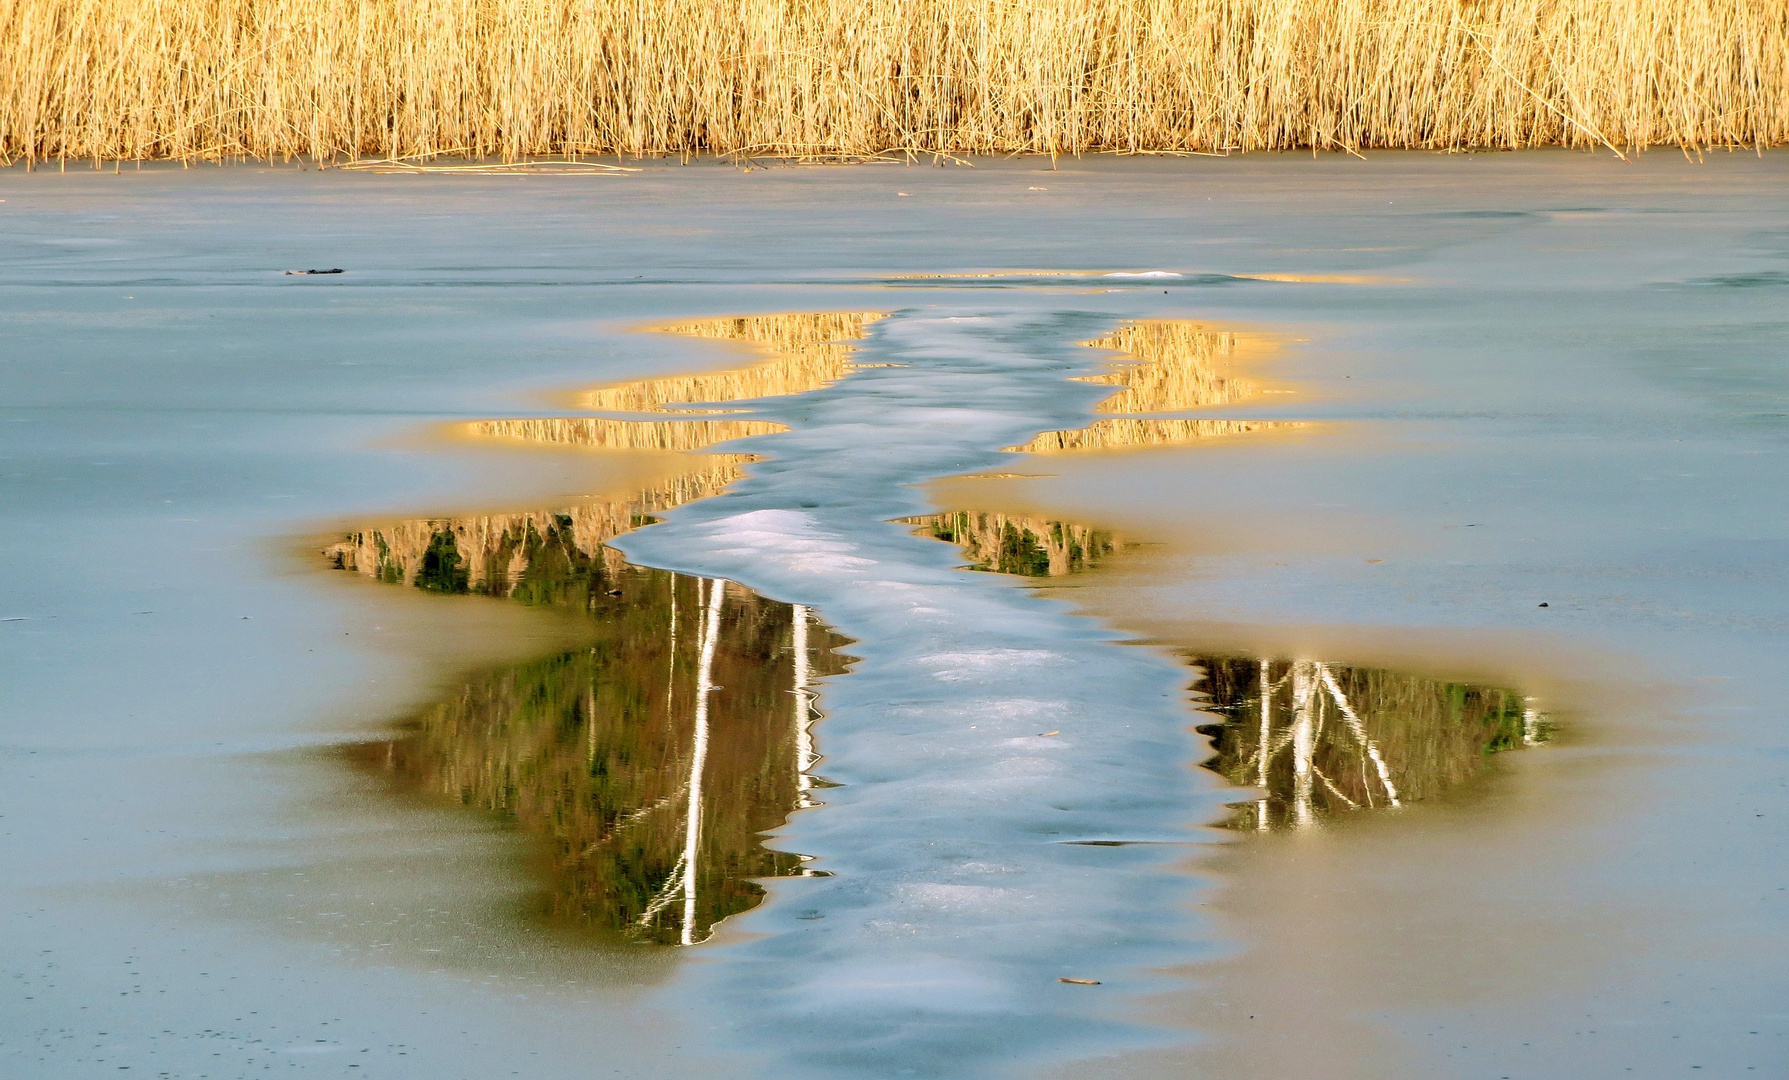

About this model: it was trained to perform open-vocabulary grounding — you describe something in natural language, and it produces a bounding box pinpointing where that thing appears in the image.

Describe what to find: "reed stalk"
[3,0,1783,165]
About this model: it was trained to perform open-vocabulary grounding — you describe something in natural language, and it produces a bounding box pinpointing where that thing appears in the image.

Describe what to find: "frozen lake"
[3,153,1786,1078]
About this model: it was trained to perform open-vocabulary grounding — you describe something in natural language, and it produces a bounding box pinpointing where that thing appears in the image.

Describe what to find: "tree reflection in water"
[1192,657,1546,830]
[324,311,892,945]
[322,308,1542,952]
[902,510,1124,577]
[910,510,1550,829]
[332,515,851,945]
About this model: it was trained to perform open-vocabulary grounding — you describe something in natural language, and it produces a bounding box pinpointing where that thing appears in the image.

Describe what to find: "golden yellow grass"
[3,0,1784,164]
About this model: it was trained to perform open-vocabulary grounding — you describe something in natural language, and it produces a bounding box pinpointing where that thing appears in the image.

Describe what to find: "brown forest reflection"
[912,509,1550,828]
[327,504,850,945]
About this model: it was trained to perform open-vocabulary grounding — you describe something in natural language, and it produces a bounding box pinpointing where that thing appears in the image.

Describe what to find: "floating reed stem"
[3,0,1784,165]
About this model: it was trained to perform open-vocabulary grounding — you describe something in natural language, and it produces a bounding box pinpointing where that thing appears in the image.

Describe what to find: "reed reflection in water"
[468,416,787,452]
[582,312,889,414]
[1010,319,1302,454]
[1009,417,1290,454]
[1079,321,1263,414]
[462,312,886,454]
[328,508,850,945]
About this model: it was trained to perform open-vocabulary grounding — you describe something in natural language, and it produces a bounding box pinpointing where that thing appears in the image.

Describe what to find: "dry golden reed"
[5,0,1783,164]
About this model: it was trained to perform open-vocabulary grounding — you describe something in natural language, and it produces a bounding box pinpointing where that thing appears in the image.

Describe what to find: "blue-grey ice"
[6,154,1789,1080]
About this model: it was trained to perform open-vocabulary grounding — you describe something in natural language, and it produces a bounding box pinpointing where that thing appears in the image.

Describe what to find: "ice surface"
[7,153,1789,1080]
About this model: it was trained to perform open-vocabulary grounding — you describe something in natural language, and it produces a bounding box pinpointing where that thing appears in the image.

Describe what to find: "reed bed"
[3,0,1784,164]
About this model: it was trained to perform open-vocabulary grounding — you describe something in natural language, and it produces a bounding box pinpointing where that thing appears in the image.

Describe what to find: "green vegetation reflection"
[1192,656,1548,830]
[329,512,850,945]
[902,510,1125,577]
[913,508,1551,829]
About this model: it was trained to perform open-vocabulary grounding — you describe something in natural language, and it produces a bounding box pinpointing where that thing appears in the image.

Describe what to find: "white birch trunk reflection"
[793,603,814,809]
[682,577,725,945]
[666,576,678,712]
[1290,661,1317,829]
[332,523,853,943]
[1315,663,1400,807]
[1194,654,1547,829]
[1256,657,1272,832]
